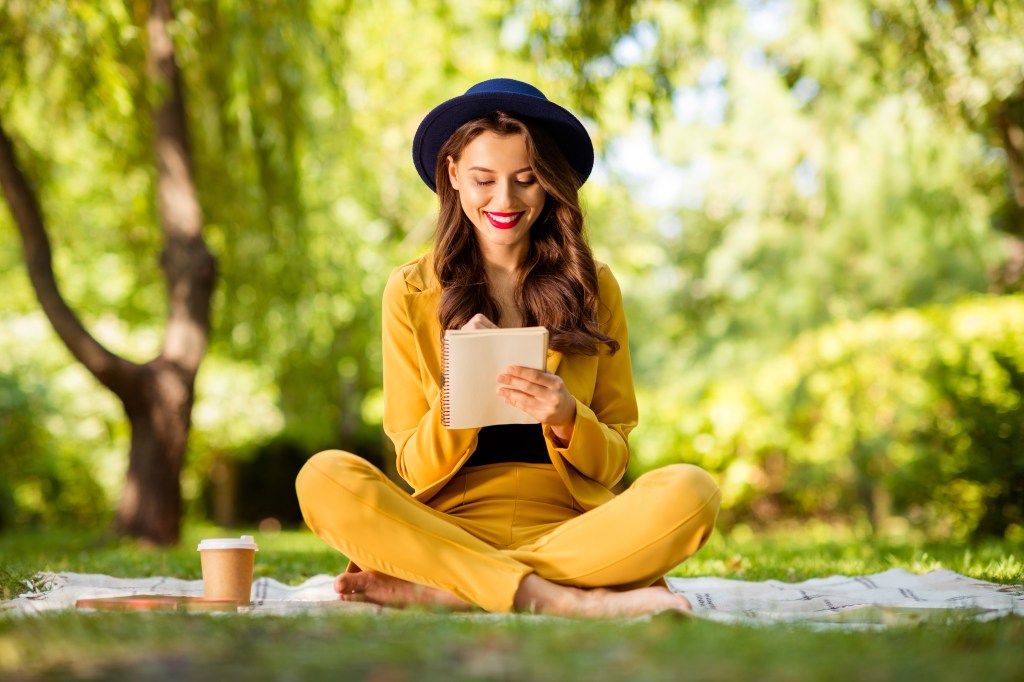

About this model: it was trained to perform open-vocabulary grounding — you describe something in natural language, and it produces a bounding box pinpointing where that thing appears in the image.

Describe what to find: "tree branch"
[998,98,1024,236]
[0,117,138,393]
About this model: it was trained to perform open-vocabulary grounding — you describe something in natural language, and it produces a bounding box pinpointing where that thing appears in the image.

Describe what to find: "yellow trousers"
[295,451,720,613]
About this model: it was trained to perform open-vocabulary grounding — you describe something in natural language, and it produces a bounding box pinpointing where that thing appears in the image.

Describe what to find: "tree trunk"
[994,95,1024,291]
[0,0,214,545]
[114,360,192,544]
[114,0,216,544]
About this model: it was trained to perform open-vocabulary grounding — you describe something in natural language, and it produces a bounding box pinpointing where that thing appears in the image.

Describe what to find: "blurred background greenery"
[1,0,1022,544]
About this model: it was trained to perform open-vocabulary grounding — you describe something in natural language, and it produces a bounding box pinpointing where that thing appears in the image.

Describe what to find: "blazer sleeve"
[381,267,476,491]
[542,264,637,489]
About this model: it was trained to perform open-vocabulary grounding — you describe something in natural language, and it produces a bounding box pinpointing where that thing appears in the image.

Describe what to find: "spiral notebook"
[441,326,549,429]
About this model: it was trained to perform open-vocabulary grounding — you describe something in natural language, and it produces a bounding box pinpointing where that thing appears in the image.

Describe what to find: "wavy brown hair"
[433,112,618,356]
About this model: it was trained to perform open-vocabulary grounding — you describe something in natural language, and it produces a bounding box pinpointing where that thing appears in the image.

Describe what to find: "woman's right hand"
[460,313,498,331]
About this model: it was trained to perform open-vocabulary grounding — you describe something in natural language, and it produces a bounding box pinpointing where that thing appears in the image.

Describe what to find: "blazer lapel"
[404,288,443,391]
[546,349,563,375]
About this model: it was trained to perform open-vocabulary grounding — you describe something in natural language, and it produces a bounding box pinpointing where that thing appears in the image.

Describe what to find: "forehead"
[459,131,531,169]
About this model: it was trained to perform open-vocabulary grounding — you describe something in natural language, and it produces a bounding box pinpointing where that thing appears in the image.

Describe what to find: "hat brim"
[413,92,594,192]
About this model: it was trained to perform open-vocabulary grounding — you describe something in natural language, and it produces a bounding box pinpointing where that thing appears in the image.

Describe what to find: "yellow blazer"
[382,252,638,511]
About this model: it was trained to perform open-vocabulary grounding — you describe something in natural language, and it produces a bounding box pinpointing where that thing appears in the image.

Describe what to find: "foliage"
[0,323,109,530]
[1,1,1023,538]
[0,566,33,601]
[633,295,1024,540]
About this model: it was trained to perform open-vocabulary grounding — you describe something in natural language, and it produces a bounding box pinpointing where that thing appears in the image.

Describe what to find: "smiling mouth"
[485,211,524,230]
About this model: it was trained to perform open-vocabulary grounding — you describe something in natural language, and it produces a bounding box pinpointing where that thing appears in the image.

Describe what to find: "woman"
[296,78,720,617]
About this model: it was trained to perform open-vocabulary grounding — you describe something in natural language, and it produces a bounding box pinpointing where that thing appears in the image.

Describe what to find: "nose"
[492,179,522,210]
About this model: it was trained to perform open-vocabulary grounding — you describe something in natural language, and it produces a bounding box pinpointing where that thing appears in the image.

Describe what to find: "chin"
[493,229,529,243]
[477,222,529,242]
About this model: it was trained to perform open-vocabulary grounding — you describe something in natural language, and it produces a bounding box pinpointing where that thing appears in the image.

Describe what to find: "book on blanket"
[75,595,240,612]
[441,326,549,429]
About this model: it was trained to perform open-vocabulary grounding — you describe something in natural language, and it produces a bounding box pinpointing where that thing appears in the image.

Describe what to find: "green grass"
[1,523,1022,681]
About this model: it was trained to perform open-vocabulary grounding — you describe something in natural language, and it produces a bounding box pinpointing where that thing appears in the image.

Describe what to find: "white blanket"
[670,568,1023,626]
[3,568,1022,627]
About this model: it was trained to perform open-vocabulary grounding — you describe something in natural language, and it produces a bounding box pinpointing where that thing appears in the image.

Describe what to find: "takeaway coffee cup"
[197,535,259,605]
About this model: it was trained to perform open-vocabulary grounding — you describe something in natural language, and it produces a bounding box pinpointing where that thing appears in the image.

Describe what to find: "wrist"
[549,424,571,443]
[548,405,576,446]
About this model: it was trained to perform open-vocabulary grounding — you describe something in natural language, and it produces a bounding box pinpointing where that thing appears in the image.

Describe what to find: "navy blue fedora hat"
[412,78,595,192]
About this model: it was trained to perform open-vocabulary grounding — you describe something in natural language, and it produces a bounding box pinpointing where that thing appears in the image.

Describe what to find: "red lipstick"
[485,211,524,229]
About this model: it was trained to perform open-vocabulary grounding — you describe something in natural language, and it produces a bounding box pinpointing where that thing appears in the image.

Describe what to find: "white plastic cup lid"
[197,535,259,551]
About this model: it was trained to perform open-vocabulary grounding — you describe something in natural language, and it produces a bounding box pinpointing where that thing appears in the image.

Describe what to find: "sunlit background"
[2,0,1022,544]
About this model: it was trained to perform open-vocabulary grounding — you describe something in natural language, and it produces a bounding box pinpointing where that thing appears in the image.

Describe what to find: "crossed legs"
[333,570,694,618]
[296,451,720,617]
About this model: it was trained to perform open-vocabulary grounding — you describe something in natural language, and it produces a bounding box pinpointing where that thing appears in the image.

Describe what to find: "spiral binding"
[440,334,451,427]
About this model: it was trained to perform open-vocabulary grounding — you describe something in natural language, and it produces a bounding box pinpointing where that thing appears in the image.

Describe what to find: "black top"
[468,424,550,466]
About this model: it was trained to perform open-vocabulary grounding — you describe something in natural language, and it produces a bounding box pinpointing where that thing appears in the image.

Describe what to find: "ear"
[446,155,460,191]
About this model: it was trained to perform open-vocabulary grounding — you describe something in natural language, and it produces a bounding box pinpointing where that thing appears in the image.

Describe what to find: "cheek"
[459,185,488,212]
[457,189,478,217]
[526,188,548,211]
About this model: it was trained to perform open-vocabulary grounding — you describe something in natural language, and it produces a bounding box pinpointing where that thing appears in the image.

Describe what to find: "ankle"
[513,574,586,616]
[513,574,543,613]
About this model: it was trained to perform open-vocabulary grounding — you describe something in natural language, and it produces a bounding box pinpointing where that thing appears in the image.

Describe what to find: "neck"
[483,261,518,288]
[478,240,528,275]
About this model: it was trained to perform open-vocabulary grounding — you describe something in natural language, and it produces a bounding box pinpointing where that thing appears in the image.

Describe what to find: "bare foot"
[334,570,475,611]
[514,575,691,619]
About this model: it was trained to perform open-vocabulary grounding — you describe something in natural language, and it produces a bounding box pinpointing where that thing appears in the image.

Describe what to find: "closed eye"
[472,177,536,187]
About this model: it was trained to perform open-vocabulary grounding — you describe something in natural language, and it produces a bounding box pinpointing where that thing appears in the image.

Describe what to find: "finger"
[499,388,560,419]
[498,386,532,401]
[498,387,540,409]
[501,388,573,427]
[473,314,498,328]
[503,365,552,383]
[497,373,551,396]
[460,314,498,330]
[499,368,558,392]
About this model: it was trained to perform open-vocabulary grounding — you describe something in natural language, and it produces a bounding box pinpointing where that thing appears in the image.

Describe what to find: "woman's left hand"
[497,366,576,445]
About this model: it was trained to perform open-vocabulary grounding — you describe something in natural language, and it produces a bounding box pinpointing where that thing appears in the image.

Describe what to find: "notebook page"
[442,327,549,429]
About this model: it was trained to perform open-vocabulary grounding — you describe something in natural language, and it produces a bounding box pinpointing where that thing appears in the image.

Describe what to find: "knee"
[640,463,721,517]
[295,449,376,518]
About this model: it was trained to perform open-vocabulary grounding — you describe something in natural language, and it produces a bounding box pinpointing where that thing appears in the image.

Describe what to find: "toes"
[335,573,362,595]
[649,606,693,623]
[339,592,368,603]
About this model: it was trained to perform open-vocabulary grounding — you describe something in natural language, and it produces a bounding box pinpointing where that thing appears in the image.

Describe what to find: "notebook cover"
[442,326,548,429]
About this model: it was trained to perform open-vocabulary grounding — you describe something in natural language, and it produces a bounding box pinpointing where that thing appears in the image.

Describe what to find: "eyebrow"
[467,166,534,174]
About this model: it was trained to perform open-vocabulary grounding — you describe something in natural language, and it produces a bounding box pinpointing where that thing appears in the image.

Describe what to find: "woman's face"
[447,131,547,257]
